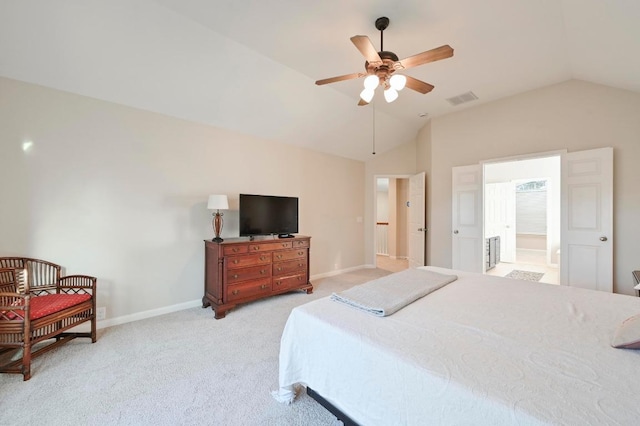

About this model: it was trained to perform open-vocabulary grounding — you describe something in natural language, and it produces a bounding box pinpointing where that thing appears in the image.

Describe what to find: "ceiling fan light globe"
[360,88,376,103]
[390,74,407,91]
[363,75,379,90]
[384,87,398,103]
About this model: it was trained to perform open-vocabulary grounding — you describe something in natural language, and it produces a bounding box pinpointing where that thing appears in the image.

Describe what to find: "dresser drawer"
[226,253,271,269]
[226,278,272,302]
[223,245,249,255]
[273,248,307,262]
[249,241,292,252]
[273,274,307,292]
[292,239,309,248]
[225,265,271,284]
[273,259,307,276]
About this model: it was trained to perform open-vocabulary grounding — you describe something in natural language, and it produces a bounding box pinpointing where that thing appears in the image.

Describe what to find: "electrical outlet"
[96,307,106,321]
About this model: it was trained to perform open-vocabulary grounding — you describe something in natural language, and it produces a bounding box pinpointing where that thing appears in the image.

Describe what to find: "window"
[516,180,547,235]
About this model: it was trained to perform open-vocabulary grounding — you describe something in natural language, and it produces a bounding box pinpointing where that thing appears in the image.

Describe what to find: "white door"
[485,182,517,263]
[561,147,613,291]
[452,165,483,272]
[408,172,426,268]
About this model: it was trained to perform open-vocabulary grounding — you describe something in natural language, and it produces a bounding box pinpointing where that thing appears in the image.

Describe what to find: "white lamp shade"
[207,194,229,210]
[389,74,407,91]
[360,88,375,103]
[384,87,399,103]
[363,75,379,90]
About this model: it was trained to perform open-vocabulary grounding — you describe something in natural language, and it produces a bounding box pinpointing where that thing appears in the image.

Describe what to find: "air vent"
[446,91,478,106]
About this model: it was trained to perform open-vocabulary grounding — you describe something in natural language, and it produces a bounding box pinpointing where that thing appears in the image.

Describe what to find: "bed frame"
[307,387,359,426]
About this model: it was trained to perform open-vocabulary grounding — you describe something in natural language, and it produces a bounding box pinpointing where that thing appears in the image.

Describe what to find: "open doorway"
[483,156,560,284]
[375,177,409,273]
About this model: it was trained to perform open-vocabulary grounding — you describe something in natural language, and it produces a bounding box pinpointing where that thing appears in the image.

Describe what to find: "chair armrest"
[58,275,97,295]
[0,292,29,321]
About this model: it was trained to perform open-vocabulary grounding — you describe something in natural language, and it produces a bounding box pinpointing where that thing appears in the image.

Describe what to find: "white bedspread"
[275,266,640,425]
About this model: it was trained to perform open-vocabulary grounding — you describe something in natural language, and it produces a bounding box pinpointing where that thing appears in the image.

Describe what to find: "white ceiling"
[1,0,638,162]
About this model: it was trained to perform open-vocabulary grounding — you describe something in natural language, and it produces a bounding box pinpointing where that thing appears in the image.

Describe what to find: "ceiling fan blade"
[405,76,435,94]
[398,45,454,70]
[350,35,382,65]
[315,72,364,86]
[358,98,369,106]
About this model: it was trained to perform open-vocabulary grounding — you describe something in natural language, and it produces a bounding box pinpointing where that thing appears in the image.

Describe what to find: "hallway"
[376,255,408,273]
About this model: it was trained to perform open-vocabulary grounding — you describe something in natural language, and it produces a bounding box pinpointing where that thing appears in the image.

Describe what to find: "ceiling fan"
[315,17,454,106]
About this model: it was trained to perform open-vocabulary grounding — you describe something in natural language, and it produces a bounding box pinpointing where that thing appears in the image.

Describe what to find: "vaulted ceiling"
[1,1,638,161]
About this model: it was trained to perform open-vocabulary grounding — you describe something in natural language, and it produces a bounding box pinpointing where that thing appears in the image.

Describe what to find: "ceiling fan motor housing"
[365,51,400,87]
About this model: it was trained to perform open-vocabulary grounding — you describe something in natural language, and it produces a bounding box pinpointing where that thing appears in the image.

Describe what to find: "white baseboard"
[311,264,372,280]
[98,265,377,329]
[97,299,202,330]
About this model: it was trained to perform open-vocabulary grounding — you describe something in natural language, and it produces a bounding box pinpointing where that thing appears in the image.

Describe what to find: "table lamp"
[207,195,229,242]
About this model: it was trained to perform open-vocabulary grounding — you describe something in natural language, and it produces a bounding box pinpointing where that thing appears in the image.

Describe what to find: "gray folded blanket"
[330,268,457,316]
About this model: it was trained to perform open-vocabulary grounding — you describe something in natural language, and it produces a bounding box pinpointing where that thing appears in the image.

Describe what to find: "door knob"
[600,236,608,242]
[418,228,427,232]
[453,230,459,234]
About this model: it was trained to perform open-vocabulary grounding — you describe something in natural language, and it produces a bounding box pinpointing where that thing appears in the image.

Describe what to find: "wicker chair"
[0,257,96,381]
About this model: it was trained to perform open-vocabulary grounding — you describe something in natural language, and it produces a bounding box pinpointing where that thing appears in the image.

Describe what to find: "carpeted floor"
[0,267,390,426]
[504,269,544,282]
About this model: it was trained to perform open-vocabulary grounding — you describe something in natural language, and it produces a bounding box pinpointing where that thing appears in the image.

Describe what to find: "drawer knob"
[297,276,302,281]
[232,289,239,295]
[275,281,280,286]
[282,243,287,247]
[260,270,266,274]
[260,256,266,261]
[277,255,282,259]
[233,274,239,279]
[233,260,239,264]
[261,284,267,289]
[233,248,239,252]
[277,267,282,271]
[298,263,303,267]
[253,247,259,250]
[298,251,303,255]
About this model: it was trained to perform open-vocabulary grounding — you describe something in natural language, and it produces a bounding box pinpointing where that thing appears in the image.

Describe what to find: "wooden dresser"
[203,236,312,319]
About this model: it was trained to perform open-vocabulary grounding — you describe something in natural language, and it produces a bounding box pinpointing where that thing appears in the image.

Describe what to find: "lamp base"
[212,237,224,243]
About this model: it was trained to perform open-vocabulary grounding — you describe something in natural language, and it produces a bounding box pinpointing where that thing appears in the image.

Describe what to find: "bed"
[274,266,640,425]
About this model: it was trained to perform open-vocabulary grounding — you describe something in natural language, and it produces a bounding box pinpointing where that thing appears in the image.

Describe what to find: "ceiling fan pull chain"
[372,104,376,155]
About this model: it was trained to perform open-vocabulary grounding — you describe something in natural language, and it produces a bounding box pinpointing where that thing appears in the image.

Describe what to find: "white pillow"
[612,313,640,349]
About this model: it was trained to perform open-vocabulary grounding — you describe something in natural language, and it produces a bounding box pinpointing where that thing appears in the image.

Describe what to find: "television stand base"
[278,234,294,238]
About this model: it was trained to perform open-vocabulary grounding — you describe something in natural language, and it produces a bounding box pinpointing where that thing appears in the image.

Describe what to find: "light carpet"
[505,269,544,282]
[0,268,390,426]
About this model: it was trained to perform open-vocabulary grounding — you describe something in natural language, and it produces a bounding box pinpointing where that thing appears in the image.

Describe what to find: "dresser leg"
[214,308,227,319]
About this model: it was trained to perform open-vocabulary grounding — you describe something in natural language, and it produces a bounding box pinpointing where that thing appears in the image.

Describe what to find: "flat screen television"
[239,194,299,238]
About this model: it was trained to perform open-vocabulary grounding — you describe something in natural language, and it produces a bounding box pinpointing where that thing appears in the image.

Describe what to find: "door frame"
[372,174,411,268]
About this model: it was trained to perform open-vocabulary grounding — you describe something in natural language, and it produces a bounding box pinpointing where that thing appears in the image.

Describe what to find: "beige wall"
[0,77,366,321]
[427,79,640,294]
